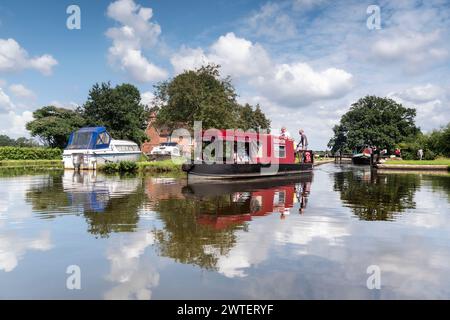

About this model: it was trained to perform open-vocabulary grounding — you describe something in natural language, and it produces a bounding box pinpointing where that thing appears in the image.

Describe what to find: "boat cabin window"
[96,132,111,146]
[67,132,93,149]
[116,145,139,152]
[274,144,286,158]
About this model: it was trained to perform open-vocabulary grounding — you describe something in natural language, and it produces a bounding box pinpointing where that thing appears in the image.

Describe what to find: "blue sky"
[1,0,449,149]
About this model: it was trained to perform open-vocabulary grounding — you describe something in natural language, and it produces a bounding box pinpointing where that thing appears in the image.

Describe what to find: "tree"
[427,123,450,157]
[328,96,419,153]
[0,135,15,146]
[238,103,271,131]
[153,64,270,131]
[79,82,149,144]
[26,106,86,148]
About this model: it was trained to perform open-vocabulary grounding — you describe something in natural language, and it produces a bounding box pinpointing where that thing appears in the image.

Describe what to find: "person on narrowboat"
[279,126,291,140]
[296,129,309,162]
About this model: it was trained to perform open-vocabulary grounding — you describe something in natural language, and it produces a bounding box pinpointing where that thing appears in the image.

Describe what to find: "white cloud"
[0,231,52,272]
[8,84,36,100]
[371,30,448,70]
[292,0,328,11]
[0,38,58,75]
[171,33,272,79]
[141,91,155,107]
[106,0,168,82]
[172,32,352,108]
[170,47,209,75]
[391,84,444,103]
[0,111,34,137]
[245,3,297,41]
[48,100,79,109]
[0,88,15,112]
[209,33,272,78]
[104,231,159,300]
[253,62,353,107]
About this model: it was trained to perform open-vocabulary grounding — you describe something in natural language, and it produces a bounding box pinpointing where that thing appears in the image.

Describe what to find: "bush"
[101,162,119,174]
[0,147,62,160]
[118,161,138,173]
[424,150,436,160]
[101,161,138,173]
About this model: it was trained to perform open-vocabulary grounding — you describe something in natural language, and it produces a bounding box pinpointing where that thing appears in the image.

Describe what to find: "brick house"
[141,113,192,155]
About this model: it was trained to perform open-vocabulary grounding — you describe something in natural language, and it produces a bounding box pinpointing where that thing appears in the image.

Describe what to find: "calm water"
[1,164,450,299]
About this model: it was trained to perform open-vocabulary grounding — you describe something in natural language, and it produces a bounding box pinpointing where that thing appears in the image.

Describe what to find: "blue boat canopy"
[66,127,111,150]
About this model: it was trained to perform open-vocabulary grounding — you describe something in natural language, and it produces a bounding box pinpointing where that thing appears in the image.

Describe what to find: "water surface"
[1,164,449,299]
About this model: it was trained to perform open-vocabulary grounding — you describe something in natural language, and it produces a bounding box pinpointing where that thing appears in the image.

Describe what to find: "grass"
[0,159,63,168]
[138,159,183,173]
[384,158,450,166]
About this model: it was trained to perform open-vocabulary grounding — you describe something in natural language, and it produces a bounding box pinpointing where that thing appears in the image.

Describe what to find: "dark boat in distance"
[182,130,314,180]
[352,147,373,165]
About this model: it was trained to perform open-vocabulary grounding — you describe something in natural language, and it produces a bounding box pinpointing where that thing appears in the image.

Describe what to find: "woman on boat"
[279,126,291,140]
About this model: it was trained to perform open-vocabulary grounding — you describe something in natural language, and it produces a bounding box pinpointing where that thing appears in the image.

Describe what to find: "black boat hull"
[352,156,371,165]
[182,163,314,180]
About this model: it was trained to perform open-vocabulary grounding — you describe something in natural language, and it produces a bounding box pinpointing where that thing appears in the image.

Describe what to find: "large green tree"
[153,64,270,131]
[26,106,86,148]
[79,82,149,144]
[328,96,419,153]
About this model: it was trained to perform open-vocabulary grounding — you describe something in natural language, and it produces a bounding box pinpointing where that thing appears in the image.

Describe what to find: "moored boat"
[63,127,141,170]
[182,130,314,180]
[352,153,371,165]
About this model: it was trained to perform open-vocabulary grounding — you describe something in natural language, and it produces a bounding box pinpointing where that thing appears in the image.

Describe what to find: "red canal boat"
[182,129,314,180]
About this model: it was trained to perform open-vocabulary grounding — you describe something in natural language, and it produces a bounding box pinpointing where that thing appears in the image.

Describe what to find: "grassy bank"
[0,159,63,169]
[98,159,183,174]
[385,159,450,166]
[138,160,183,173]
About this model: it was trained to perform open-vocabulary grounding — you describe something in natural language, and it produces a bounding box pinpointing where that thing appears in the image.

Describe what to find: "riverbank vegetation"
[0,160,63,169]
[99,159,182,174]
[0,147,62,160]
[26,83,150,148]
[385,158,450,166]
[328,96,419,154]
[328,96,449,161]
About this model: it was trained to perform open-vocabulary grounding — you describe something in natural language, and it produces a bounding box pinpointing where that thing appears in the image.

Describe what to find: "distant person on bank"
[417,149,424,161]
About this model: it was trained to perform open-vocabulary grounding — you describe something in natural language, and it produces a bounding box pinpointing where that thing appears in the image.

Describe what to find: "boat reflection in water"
[182,174,313,229]
[62,171,141,213]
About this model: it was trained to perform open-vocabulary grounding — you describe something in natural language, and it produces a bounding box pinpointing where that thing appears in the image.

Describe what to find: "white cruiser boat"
[63,127,142,170]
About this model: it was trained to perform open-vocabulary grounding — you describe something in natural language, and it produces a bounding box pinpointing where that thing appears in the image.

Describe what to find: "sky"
[0,0,449,149]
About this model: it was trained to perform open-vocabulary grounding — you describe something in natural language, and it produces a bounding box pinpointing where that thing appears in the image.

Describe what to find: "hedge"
[0,147,62,160]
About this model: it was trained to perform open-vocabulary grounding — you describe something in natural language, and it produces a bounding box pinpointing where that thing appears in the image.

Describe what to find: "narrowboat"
[352,147,373,165]
[182,130,314,180]
[63,127,141,170]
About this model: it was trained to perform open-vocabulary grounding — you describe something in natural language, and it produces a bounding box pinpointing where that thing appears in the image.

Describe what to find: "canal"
[0,163,449,299]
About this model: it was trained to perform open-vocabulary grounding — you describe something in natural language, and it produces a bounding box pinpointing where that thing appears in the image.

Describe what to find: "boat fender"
[305,151,312,163]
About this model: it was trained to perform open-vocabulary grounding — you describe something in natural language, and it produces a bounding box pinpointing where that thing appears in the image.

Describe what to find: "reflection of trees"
[83,186,146,237]
[334,170,420,220]
[25,175,70,219]
[25,173,146,238]
[152,197,241,271]
[424,175,450,203]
